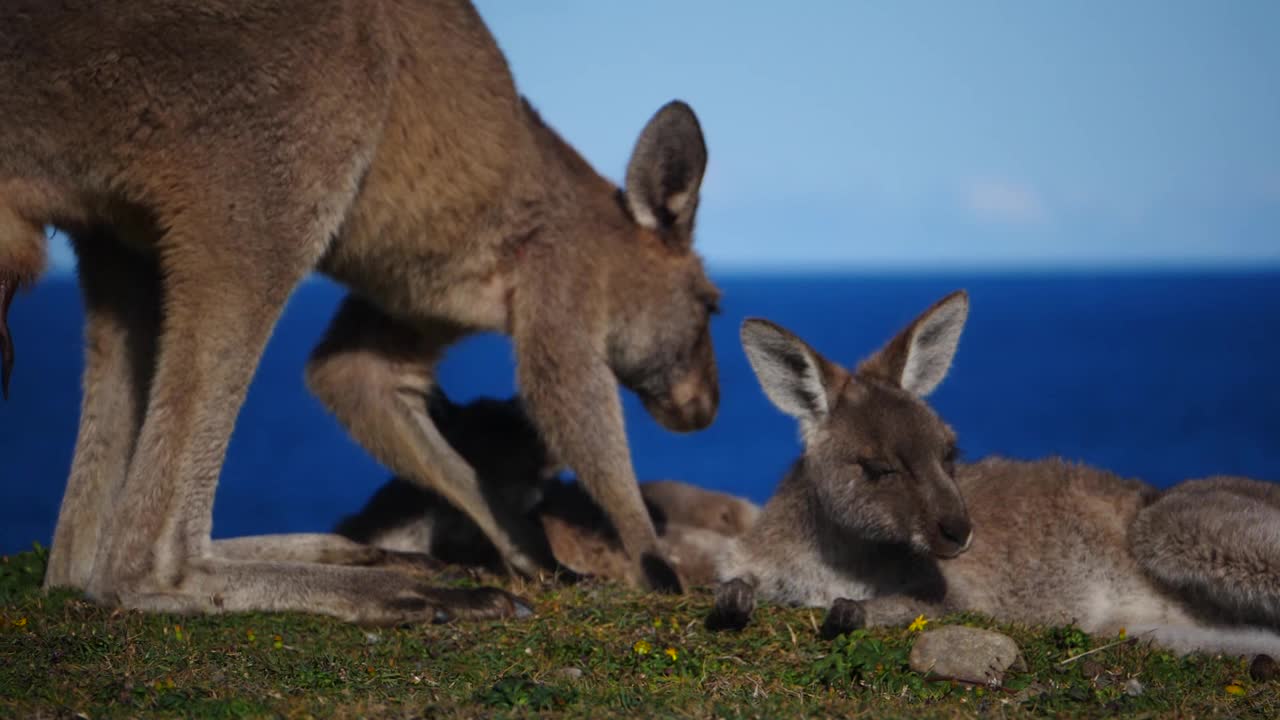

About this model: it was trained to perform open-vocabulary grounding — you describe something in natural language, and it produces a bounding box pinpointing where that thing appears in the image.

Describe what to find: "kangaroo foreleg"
[512,284,678,592]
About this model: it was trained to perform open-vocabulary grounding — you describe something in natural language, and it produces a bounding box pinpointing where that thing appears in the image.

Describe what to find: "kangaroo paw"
[0,275,15,400]
[641,551,684,594]
[706,578,755,632]
[819,598,866,640]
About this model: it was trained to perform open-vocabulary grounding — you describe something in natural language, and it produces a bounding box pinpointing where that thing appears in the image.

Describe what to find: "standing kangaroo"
[1,0,721,624]
[709,291,1280,658]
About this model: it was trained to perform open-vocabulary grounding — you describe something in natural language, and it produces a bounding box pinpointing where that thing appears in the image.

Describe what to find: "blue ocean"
[3,271,1278,554]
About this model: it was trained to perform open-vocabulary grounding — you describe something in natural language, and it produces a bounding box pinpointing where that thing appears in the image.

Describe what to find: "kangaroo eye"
[858,459,898,480]
[942,447,962,475]
[695,288,722,317]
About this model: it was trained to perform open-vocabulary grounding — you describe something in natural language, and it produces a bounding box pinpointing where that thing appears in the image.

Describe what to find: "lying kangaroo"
[337,389,758,587]
[709,290,1280,658]
[2,0,721,623]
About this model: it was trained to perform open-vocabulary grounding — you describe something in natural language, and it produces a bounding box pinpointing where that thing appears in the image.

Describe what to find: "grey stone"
[908,625,1023,686]
[553,667,584,681]
[1125,677,1145,697]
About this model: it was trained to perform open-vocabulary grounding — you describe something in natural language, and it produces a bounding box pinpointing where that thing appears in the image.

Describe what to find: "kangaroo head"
[740,290,972,559]
[603,101,721,433]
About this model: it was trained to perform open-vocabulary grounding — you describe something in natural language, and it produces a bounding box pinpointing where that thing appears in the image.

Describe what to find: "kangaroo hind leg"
[88,191,527,624]
[45,232,161,590]
[1131,476,1280,628]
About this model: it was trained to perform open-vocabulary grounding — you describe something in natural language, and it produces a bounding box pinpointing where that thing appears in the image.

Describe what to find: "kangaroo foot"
[104,559,535,626]
[410,586,535,626]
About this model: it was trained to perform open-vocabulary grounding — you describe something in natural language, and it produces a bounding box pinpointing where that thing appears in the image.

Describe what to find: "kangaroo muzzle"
[931,513,974,559]
[644,370,718,432]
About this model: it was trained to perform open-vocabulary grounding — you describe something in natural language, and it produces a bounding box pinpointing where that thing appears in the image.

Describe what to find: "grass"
[2,545,1277,719]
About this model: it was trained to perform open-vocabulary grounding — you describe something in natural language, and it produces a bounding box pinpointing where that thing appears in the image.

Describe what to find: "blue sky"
[48,1,1280,271]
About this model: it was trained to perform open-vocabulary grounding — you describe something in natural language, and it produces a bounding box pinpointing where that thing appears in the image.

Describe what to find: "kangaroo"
[334,390,560,570]
[708,290,1280,659]
[2,0,720,624]
[337,388,757,587]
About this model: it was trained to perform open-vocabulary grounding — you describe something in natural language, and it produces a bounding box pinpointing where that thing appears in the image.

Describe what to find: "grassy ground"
[2,546,1276,719]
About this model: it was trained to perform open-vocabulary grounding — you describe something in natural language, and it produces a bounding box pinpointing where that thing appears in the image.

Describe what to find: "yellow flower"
[273,634,284,649]
[173,624,184,641]
[633,639,651,655]
[664,647,678,661]
[13,617,27,628]
[246,629,256,642]
[908,615,929,632]
[1225,683,1246,696]
[1118,627,1127,639]
[653,617,663,628]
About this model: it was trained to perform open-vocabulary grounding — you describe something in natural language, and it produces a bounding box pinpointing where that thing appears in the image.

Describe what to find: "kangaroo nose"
[938,516,973,553]
[688,387,718,429]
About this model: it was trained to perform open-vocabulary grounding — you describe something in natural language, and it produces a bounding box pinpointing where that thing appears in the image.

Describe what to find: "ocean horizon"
[3,269,1278,554]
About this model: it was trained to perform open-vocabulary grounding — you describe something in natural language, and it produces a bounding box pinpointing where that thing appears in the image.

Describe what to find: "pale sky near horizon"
[47,1,1280,272]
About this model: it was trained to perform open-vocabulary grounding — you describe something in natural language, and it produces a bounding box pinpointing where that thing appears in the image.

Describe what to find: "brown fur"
[710,292,1280,659]
[2,0,720,622]
[337,390,756,588]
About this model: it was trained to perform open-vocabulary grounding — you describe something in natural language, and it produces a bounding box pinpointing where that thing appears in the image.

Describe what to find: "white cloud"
[963,178,1047,224]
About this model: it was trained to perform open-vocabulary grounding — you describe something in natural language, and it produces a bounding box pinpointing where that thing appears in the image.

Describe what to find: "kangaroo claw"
[0,276,15,400]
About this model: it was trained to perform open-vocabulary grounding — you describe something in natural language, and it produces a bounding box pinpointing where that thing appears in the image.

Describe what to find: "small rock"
[1125,678,1145,697]
[909,625,1023,686]
[1251,654,1278,683]
[364,632,382,645]
[553,666,584,681]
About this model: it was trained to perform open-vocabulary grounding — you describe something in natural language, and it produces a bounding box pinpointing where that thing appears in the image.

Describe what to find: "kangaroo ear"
[624,100,707,236]
[858,290,969,397]
[741,319,842,432]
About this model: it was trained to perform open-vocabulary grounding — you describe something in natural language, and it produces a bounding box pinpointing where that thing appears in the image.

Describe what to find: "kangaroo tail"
[1129,623,1280,659]
[0,203,49,399]
[1130,476,1280,629]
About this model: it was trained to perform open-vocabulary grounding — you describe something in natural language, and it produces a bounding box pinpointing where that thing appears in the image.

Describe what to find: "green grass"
[2,545,1276,718]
